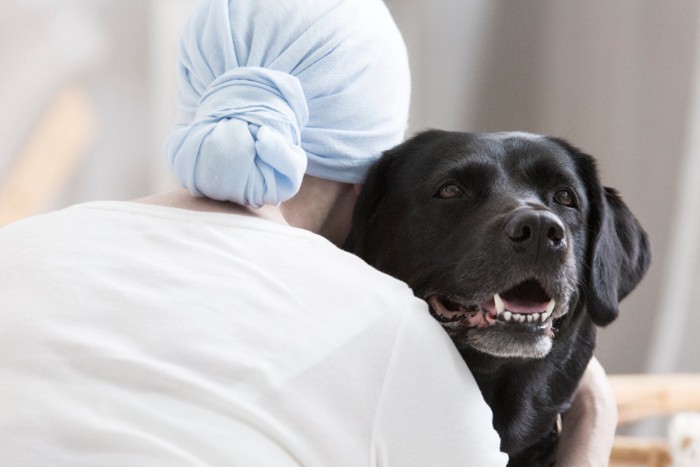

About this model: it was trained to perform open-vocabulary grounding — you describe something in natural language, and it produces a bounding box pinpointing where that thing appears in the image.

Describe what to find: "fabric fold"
[165,67,308,207]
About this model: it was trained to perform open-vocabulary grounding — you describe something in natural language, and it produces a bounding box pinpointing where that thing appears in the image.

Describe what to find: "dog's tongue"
[482,297,549,315]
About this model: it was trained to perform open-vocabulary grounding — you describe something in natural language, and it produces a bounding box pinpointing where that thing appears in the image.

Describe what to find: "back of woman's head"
[165,0,410,208]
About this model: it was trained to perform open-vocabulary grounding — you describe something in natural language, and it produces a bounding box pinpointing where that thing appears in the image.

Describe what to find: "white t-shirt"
[0,202,506,466]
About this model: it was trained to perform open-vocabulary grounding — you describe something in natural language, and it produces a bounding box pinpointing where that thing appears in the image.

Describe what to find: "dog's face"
[346,130,650,360]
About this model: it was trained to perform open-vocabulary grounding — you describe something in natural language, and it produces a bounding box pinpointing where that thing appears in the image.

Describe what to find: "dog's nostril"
[547,225,564,243]
[506,210,536,244]
[509,225,531,243]
[544,216,566,250]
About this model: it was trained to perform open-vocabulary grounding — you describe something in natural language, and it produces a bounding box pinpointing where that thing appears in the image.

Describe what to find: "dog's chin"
[463,325,554,359]
[437,311,561,359]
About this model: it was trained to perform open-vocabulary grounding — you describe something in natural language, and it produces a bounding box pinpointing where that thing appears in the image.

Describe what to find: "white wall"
[0,0,195,209]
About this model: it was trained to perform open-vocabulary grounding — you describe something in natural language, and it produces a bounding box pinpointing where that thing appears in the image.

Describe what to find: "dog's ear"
[562,142,652,326]
[342,148,398,258]
[343,129,450,256]
[344,130,451,264]
[586,186,651,325]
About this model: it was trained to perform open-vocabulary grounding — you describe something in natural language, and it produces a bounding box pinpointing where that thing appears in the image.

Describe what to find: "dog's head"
[345,130,650,359]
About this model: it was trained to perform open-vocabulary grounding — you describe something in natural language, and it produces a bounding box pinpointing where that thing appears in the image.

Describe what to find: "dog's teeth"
[546,298,556,314]
[526,314,534,323]
[503,311,512,322]
[516,314,525,323]
[494,293,505,315]
[542,310,552,321]
[532,312,541,323]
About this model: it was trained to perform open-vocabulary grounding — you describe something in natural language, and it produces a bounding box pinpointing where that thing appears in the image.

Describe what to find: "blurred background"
[1,0,698,381]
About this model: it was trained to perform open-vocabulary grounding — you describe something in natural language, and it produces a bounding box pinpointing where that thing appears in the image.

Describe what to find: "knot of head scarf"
[164,0,410,207]
[167,67,309,207]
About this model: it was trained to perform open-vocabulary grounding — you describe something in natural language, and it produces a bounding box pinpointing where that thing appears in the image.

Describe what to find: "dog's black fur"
[344,130,651,466]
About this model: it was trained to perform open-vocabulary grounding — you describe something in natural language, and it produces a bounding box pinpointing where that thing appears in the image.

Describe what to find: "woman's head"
[165,0,410,208]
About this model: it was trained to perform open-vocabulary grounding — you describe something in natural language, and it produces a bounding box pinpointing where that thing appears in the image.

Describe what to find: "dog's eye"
[436,183,464,199]
[554,189,577,207]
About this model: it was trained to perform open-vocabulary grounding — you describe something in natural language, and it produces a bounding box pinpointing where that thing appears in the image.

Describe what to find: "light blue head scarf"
[164,0,410,208]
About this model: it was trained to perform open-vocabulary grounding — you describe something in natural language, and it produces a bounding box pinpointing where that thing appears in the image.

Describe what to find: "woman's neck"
[280,175,359,246]
[133,176,358,246]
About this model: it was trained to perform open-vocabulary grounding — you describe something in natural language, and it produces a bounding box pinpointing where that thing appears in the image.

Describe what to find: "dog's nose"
[505,209,566,255]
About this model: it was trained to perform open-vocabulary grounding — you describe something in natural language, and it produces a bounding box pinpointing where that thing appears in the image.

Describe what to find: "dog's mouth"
[427,279,557,332]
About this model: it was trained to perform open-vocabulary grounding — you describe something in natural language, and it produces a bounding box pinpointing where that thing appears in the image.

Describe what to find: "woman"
[0,0,615,465]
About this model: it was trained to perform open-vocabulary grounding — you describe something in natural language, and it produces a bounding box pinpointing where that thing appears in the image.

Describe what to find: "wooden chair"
[609,374,700,466]
[0,84,96,227]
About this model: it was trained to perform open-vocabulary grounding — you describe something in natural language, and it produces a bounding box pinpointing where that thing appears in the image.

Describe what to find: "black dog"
[344,130,650,465]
